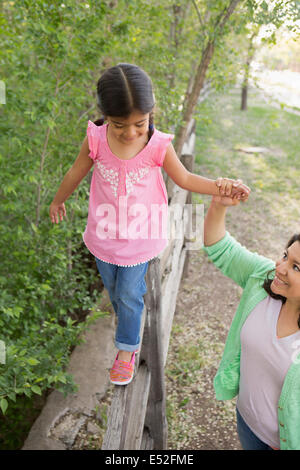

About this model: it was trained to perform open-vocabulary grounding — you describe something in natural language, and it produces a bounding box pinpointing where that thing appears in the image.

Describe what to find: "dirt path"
[166,247,243,450]
[165,188,299,450]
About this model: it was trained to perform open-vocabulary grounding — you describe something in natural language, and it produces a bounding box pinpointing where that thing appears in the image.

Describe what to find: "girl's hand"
[215,177,250,201]
[50,202,67,224]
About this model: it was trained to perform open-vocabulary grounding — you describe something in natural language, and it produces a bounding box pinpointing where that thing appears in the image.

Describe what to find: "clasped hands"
[214,177,250,206]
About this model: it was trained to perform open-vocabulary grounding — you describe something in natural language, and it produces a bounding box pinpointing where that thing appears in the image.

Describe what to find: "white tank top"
[237,295,300,448]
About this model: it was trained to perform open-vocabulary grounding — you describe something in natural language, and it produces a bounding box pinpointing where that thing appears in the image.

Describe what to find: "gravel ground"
[166,246,243,450]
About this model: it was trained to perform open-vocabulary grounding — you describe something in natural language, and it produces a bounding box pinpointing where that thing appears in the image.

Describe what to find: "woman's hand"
[212,194,240,207]
[205,179,249,247]
[49,202,67,224]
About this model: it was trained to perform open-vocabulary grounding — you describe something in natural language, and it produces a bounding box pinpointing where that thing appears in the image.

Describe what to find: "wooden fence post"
[180,153,194,279]
[142,257,167,449]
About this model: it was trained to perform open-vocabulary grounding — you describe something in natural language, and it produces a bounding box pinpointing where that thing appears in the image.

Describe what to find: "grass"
[167,342,206,386]
[196,87,299,166]
[192,85,300,224]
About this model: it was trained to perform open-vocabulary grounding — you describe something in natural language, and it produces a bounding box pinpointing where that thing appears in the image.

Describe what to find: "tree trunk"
[241,85,248,111]
[169,3,190,91]
[174,41,214,156]
[174,0,242,157]
[240,32,257,111]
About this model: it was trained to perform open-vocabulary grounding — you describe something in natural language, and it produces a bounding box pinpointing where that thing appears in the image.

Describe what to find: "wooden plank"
[141,428,154,450]
[180,154,194,277]
[161,245,187,365]
[158,186,189,275]
[144,391,168,450]
[143,258,167,449]
[102,364,151,450]
[101,386,127,449]
[120,364,151,449]
[182,133,195,156]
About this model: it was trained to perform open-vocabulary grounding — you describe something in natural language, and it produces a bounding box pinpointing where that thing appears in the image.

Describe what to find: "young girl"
[50,63,249,386]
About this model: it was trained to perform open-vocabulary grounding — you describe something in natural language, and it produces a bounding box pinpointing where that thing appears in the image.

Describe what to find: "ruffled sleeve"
[152,130,174,167]
[87,120,100,162]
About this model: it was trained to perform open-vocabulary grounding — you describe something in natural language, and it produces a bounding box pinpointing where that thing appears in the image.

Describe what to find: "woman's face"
[271,241,300,302]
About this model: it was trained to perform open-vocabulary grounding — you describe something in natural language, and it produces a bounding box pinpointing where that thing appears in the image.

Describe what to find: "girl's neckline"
[104,123,155,162]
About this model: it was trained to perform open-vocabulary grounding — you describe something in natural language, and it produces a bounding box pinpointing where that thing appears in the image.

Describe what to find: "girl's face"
[271,241,300,303]
[106,110,150,145]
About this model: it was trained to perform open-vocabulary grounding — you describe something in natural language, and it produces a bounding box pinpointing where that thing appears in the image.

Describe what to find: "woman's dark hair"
[263,233,300,328]
[94,63,155,139]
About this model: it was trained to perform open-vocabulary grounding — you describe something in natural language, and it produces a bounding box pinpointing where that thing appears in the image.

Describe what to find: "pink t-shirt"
[83,121,174,266]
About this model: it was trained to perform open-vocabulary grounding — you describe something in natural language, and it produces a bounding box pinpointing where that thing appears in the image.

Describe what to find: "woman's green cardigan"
[203,231,300,450]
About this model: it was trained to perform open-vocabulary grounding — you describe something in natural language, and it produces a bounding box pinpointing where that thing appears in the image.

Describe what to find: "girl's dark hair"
[263,233,300,328]
[94,63,155,139]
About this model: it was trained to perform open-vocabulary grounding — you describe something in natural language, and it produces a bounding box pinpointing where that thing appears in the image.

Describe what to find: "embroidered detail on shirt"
[96,162,119,198]
[126,167,150,195]
[97,161,150,198]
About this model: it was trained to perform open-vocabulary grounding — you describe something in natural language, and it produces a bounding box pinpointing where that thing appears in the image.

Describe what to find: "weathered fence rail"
[102,121,196,450]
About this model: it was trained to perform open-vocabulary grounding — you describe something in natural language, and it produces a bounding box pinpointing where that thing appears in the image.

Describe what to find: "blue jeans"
[236,408,274,450]
[95,258,148,352]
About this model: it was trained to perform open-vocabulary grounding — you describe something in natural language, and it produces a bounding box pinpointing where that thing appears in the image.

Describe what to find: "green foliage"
[0,0,201,429]
[0,0,112,422]
[0,392,46,449]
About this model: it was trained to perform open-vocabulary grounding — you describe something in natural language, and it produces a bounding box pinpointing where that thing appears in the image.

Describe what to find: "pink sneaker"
[110,352,135,385]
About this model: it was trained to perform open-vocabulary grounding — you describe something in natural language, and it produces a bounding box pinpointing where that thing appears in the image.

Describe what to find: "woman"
[203,182,300,450]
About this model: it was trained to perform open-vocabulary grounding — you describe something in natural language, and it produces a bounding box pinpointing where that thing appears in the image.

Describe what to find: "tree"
[239,0,300,111]
[240,28,259,110]
[174,0,243,157]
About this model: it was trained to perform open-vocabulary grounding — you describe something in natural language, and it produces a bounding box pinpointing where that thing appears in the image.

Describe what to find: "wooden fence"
[102,121,196,450]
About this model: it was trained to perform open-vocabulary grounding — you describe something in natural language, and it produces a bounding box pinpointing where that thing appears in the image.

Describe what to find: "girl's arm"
[50,137,93,223]
[163,143,219,195]
[163,143,249,198]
